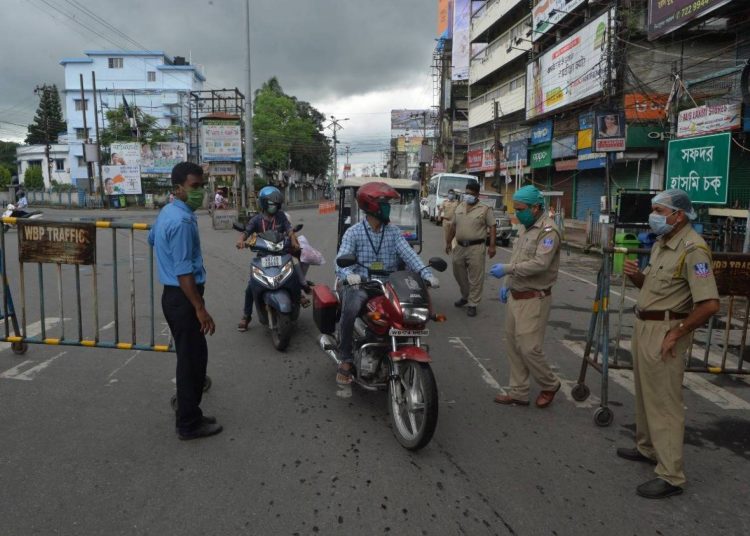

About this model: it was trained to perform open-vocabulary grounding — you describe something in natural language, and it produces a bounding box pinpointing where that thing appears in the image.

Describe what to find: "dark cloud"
[0,0,438,138]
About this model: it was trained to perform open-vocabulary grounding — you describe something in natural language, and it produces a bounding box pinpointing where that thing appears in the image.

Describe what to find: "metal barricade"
[573,246,749,427]
[0,216,173,354]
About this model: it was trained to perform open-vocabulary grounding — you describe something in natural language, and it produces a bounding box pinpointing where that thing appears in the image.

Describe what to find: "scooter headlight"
[401,306,430,326]
[252,261,294,289]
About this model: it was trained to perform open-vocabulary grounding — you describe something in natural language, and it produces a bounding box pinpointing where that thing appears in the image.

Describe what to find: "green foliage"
[0,141,20,171]
[26,85,67,145]
[50,179,76,192]
[0,165,11,189]
[253,176,268,192]
[98,105,174,157]
[253,77,331,177]
[23,165,45,189]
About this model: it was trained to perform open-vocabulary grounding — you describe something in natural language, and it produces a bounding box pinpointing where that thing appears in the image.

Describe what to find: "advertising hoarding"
[109,143,141,166]
[467,149,483,171]
[648,0,733,41]
[531,120,553,145]
[526,9,612,120]
[577,148,606,170]
[102,165,142,195]
[140,142,187,174]
[437,0,451,36]
[666,133,730,205]
[594,111,626,152]
[552,135,577,159]
[201,119,242,162]
[390,109,436,133]
[451,0,470,81]
[532,0,587,42]
[676,103,742,138]
[530,143,552,169]
[624,93,668,121]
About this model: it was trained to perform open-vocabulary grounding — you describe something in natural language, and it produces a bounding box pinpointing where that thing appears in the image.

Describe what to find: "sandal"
[300,295,311,308]
[237,316,250,332]
[336,363,353,386]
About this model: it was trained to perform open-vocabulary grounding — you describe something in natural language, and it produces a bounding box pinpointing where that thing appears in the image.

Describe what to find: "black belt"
[456,239,485,247]
[164,283,205,294]
[633,307,688,321]
[511,288,551,300]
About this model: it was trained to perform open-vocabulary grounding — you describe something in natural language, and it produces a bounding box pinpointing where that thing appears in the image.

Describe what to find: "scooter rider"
[236,185,306,331]
[334,181,440,385]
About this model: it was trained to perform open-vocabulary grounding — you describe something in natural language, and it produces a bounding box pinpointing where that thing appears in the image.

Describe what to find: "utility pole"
[344,145,350,178]
[91,72,105,206]
[326,116,349,185]
[33,85,53,190]
[493,100,502,195]
[79,74,93,193]
[244,0,255,214]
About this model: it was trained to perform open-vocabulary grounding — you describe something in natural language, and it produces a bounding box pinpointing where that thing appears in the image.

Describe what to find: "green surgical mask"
[185,189,204,211]
[378,202,391,223]
[267,204,279,215]
[516,208,536,228]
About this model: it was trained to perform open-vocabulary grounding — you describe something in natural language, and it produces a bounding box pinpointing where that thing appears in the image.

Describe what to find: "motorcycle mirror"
[293,224,304,233]
[336,254,357,268]
[428,257,448,272]
[232,222,245,233]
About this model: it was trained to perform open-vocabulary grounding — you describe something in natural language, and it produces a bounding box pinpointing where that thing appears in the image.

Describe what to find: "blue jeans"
[337,285,369,363]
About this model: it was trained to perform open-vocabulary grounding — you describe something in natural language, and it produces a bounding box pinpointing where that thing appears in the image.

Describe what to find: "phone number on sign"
[678,0,713,18]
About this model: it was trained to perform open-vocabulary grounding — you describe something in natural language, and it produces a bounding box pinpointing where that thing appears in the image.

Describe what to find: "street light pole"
[244,0,254,213]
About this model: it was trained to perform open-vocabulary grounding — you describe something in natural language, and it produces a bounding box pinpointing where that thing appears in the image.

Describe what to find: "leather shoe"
[178,422,223,441]
[454,298,468,308]
[616,447,657,465]
[636,478,683,499]
[466,306,477,317]
[201,415,217,425]
[535,382,562,408]
[494,393,529,406]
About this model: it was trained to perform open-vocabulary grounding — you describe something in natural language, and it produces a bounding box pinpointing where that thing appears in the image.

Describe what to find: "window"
[108,57,123,69]
[147,71,156,82]
[55,159,65,171]
[75,128,89,140]
[74,99,88,111]
[77,156,86,167]
[28,160,42,168]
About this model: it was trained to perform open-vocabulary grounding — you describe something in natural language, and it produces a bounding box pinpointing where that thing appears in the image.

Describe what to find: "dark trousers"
[162,285,207,432]
[338,285,369,363]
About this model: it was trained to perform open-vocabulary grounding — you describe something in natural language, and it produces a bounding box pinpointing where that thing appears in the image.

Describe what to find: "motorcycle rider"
[236,185,307,331]
[334,181,440,385]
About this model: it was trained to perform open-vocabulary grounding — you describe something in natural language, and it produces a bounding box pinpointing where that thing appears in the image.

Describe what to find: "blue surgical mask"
[267,203,279,215]
[648,211,675,235]
[448,193,456,201]
[463,194,477,205]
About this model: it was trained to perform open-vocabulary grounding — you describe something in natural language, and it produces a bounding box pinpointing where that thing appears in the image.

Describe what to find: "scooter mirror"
[232,222,245,233]
[293,224,304,233]
[336,254,357,268]
[428,257,448,272]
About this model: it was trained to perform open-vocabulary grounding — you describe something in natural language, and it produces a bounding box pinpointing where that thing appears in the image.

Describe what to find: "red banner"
[467,149,483,170]
[624,93,668,121]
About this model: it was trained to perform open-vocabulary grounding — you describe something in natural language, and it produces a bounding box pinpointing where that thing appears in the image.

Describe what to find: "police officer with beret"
[489,185,562,408]
[618,189,719,499]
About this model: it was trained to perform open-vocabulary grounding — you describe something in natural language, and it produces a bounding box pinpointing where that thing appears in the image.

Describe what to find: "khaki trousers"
[504,294,559,400]
[451,244,486,306]
[633,318,691,486]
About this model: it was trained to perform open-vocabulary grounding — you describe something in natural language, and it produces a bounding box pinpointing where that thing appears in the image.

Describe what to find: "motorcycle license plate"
[261,255,283,268]
[389,328,429,337]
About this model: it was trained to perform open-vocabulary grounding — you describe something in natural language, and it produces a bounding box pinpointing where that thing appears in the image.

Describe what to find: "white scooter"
[2,203,43,231]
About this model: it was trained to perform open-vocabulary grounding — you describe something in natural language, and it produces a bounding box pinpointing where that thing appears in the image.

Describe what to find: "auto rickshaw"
[336,177,423,253]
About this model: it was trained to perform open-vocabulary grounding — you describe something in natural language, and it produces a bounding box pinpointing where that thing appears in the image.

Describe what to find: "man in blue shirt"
[148,162,221,440]
[334,182,439,385]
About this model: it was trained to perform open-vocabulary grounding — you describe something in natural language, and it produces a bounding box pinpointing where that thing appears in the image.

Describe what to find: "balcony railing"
[470,16,531,84]
[471,0,526,41]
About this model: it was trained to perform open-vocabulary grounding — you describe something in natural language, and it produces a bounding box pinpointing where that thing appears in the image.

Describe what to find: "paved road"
[0,207,748,535]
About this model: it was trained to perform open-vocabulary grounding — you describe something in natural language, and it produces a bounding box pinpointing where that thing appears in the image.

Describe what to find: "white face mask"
[463,194,477,205]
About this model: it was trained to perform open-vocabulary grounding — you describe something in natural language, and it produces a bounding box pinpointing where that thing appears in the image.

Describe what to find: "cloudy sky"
[0,0,439,170]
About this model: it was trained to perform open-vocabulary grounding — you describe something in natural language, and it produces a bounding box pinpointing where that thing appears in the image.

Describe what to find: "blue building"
[60,50,206,188]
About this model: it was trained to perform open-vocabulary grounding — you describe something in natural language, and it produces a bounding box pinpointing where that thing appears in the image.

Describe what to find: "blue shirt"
[148,199,206,286]
[335,219,431,280]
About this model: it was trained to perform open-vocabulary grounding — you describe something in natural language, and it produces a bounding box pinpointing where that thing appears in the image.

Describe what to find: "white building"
[16,144,71,188]
[60,50,205,188]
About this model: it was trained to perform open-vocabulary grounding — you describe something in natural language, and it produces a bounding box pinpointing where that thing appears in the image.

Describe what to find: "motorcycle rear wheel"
[270,310,292,351]
[389,361,438,451]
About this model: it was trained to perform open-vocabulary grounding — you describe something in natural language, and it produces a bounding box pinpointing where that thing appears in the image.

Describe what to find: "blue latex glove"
[499,287,509,304]
[489,263,507,279]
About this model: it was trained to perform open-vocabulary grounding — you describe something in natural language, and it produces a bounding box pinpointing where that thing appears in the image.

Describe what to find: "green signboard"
[666,133,730,205]
[530,143,552,169]
[626,124,664,149]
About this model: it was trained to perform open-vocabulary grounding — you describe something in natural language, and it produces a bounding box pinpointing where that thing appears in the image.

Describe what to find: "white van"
[426,173,480,222]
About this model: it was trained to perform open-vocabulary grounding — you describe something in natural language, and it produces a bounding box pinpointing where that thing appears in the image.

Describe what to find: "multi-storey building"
[60,50,205,188]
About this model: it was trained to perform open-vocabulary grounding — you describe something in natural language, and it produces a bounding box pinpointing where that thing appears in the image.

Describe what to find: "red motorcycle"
[313,254,447,450]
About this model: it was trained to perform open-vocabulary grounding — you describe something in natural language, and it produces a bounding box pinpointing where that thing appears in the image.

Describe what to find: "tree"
[99,105,178,162]
[0,165,11,189]
[0,140,20,172]
[26,85,67,145]
[253,77,331,177]
[23,166,44,189]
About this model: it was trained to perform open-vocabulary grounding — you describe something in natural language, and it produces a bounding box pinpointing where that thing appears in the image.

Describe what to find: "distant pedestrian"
[618,189,719,499]
[446,181,496,317]
[148,162,221,441]
[489,185,562,408]
[439,188,459,248]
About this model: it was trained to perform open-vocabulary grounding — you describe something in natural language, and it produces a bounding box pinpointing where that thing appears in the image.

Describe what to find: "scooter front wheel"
[270,310,293,351]
[389,361,438,451]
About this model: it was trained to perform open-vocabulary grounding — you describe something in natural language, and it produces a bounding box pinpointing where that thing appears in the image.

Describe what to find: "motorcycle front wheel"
[269,309,293,351]
[389,361,438,451]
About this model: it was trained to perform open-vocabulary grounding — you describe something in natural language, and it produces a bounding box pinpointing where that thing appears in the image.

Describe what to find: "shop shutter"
[727,146,750,208]
[551,172,575,219]
[610,160,653,192]
[575,171,606,221]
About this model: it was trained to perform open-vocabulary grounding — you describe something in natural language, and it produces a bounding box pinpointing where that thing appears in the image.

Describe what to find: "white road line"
[106,350,141,383]
[100,321,116,332]
[561,339,636,396]
[0,318,63,352]
[449,336,505,393]
[0,360,34,379]
[559,378,601,408]
[12,352,67,381]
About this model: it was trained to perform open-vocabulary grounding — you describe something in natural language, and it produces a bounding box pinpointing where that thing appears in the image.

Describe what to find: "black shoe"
[454,298,468,308]
[616,447,657,465]
[201,415,217,425]
[466,306,477,317]
[178,422,223,441]
[636,478,683,499]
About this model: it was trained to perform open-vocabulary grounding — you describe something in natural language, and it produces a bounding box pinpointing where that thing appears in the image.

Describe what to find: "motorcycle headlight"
[252,261,294,289]
[402,306,429,325]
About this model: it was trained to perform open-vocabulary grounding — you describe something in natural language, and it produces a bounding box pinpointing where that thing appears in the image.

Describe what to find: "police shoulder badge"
[694,262,710,278]
[541,237,555,251]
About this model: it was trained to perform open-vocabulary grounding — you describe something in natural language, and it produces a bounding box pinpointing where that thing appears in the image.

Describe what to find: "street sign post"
[666,132,731,205]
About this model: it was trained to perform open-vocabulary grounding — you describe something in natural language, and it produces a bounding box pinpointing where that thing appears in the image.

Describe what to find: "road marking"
[0,318,63,352]
[559,378,601,408]
[10,352,67,381]
[101,321,116,331]
[561,340,636,396]
[0,360,34,379]
[106,351,141,384]
[449,337,505,393]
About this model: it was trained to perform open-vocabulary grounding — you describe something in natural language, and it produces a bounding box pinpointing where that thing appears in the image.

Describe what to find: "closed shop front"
[575,170,606,221]
[611,159,653,192]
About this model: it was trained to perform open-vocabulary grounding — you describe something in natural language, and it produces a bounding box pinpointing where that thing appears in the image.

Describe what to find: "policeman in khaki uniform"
[618,189,719,499]
[446,181,496,317]
[439,189,460,248]
[489,185,562,408]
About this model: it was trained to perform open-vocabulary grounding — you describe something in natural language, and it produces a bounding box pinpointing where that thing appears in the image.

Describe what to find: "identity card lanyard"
[364,224,385,270]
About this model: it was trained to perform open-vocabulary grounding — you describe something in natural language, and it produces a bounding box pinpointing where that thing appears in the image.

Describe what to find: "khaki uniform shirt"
[454,202,494,242]
[637,224,719,313]
[441,199,459,223]
[508,215,561,291]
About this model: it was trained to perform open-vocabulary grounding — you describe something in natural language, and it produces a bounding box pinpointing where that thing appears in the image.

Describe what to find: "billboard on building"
[102,165,142,195]
[666,132,730,204]
[624,93,668,121]
[109,142,141,167]
[532,0,586,42]
[201,119,242,162]
[437,0,452,37]
[647,0,733,41]
[676,103,742,139]
[140,142,187,174]
[594,111,626,152]
[390,109,437,134]
[526,9,613,120]
[451,0,470,81]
